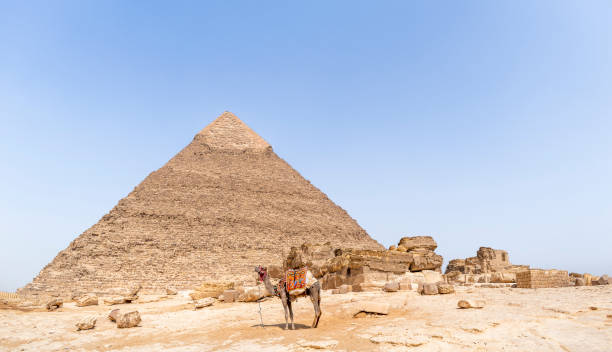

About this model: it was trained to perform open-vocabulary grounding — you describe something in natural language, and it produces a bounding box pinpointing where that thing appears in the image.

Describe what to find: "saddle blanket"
[285,267,316,296]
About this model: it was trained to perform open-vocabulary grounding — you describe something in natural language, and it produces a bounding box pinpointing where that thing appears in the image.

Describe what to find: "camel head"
[254,266,268,282]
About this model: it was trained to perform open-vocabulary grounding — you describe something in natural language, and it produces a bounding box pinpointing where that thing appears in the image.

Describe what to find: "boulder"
[575,278,585,286]
[75,316,97,331]
[338,284,351,294]
[116,311,141,328]
[165,287,178,295]
[222,289,240,303]
[383,282,399,292]
[458,300,485,309]
[584,273,593,286]
[398,236,437,251]
[594,275,609,285]
[437,283,455,294]
[396,245,408,252]
[418,283,438,295]
[126,284,142,297]
[75,294,98,307]
[410,251,443,271]
[108,309,120,322]
[569,272,583,278]
[388,245,397,251]
[46,298,63,311]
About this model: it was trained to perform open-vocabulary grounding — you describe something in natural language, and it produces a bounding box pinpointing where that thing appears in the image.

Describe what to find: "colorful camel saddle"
[285,267,316,296]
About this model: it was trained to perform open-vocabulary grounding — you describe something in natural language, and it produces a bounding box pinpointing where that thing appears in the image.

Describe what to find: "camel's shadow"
[250,323,312,330]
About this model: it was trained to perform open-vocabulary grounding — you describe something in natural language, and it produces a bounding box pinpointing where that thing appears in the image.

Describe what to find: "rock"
[46,298,63,311]
[76,316,97,331]
[165,287,177,295]
[104,296,126,305]
[584,273,592,286]
[297,339,338,350]
[354,302,389,316]
[575,278,586,286]
[116,311,141,328]
[458,300,485,309]
[398,236,437,251]
[190,282,234,300]
[569,272,583,278]
[75,294,98,307]
[194,297,215,309]
[594,275,609,285]
[419,283,438,295]
[383,282,399,292]
[123,295,138,303]
[437,283,455,294]
[396,245,408,252]
[127,284,142,296]
[388,245,397,251]
[222,289,240,303]
[108,309,120,322]
[410,251,443,271]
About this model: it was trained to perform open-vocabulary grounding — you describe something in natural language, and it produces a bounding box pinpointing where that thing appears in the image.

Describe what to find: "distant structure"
[445,247,528,274]
[20,112,382,297]
[516,269,570,288]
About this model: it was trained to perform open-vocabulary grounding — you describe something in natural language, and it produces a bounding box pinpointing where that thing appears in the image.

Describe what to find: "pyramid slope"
[20,112,382,297]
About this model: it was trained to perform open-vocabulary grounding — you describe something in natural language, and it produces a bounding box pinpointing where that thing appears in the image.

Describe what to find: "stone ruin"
[281,236,444,292]
[444,247,529,284]
[516,269,570,288]
[18,112,383,299]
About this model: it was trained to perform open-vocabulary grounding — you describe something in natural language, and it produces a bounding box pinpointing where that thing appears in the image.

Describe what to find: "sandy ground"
[1,285,611,352]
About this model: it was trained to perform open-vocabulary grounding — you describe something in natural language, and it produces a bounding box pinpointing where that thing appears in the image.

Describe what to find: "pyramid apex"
[195,112,271,151]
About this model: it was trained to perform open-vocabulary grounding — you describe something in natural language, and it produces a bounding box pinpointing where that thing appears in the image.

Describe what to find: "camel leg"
[309,283,322,328]
[287,299,295,330]
[281,294,289,330]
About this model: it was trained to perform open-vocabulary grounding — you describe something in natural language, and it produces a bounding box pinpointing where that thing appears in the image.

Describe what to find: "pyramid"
[20,112,383,297]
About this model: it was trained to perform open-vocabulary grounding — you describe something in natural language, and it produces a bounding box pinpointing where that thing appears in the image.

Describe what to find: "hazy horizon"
[1,1,611,292]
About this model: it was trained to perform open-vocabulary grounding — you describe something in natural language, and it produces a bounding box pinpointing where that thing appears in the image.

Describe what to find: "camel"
[254,266,322,330]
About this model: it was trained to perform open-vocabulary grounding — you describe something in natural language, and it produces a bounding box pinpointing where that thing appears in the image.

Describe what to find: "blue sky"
[1,1,611,292]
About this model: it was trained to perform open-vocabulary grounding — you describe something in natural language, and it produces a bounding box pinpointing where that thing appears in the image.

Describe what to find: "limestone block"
[437,283,455,294]
[418,283,438,295]
[75,294,98,307]
[222,289,240,303]
[383,282,399,292]
[46,298,63,311]
[75,316,97,331]
[117,311,141,328]
[104,296,126,305]
[398,236,437,251]
[165,287,177,295]
[108,309,120,322]
[422,270,443,284]
[575,278,585,286]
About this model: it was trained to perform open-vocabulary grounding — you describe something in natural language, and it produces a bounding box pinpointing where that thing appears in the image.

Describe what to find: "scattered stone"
[165,287,177,295]
[419,283,438,295]
[594,275,609,286]
[116,311,141,328]
[75,316,97,331]
[237,286,271,302]
[383,282,399,292]
[338,284,351,294]
[589,306,598,311]
[46,298,63,311]
[437,283,455,294]
[194,297,215,309]
[108,309,120,322]
[388,245,397,251]
[575,278,585,286]
[75,294,98,307]
[584,273,593,286]
[458,300,485,309]
[422,270,443,284]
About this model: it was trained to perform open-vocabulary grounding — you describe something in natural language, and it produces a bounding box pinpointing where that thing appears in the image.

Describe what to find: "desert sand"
[2,285,611,352]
